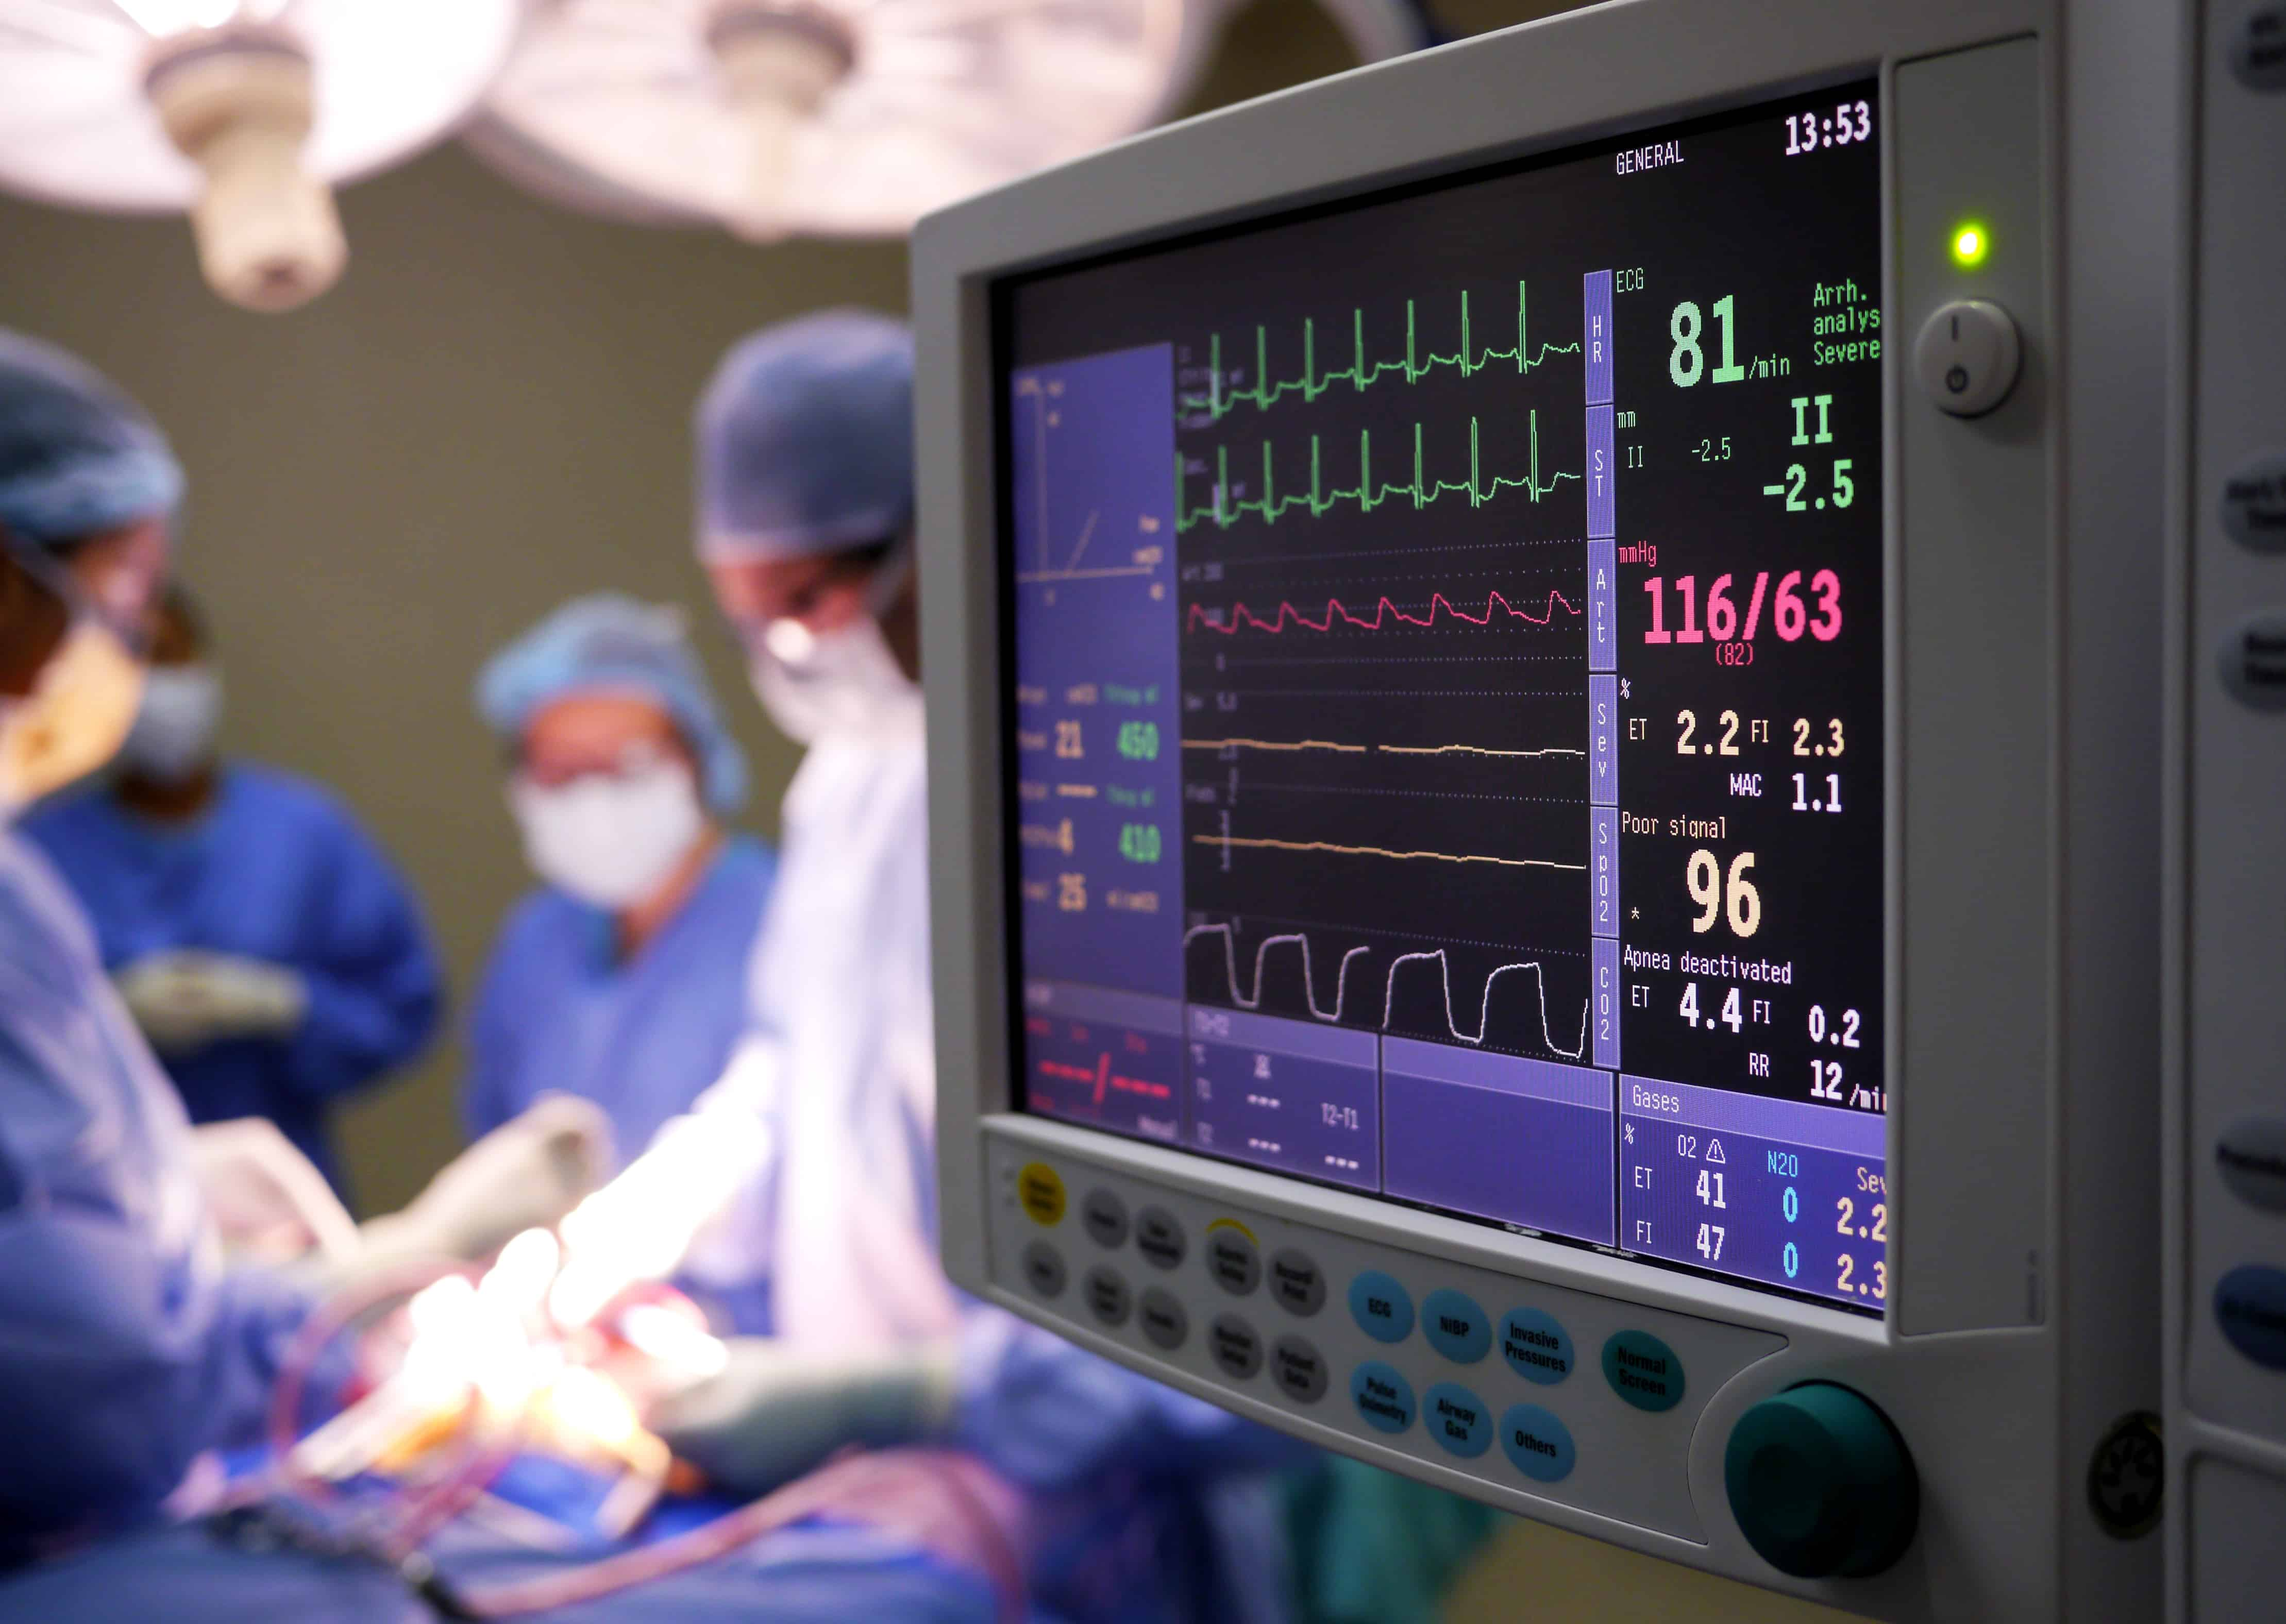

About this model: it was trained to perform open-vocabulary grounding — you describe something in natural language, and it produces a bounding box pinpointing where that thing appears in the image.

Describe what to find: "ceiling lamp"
[0,0,523,310]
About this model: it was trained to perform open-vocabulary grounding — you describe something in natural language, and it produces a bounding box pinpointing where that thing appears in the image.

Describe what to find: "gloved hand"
[644,1336,960,1498]
[350,1094,616,1274]
[115,949,307,1054]
[186,1116,360,1266]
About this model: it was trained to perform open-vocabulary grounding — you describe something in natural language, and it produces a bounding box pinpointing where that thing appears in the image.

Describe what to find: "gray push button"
[2232,4,2286,90]
[1139,1288,1189,1351]
[2219,612,2286,711]
[1206,1227,1261,1295]
[1272,1335,1330,1402]
[1270,1248,1326,1315]
[2222,451,2286,552]
[1135,1207,1187,1270]
[1913,298,2022,417]
[1085,1265,1133,1327]
[1022,1240,1067,1299]
[1209,1313,1264,1380]
[1082,1187,1130,1249]
[2219,1119,2286,1213]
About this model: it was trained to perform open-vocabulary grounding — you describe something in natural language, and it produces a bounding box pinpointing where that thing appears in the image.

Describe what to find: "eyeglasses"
[512,737,679,789]
[1,527,156,659]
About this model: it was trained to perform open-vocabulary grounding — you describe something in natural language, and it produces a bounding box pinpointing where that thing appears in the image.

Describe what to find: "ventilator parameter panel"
[922,2,2173,1616]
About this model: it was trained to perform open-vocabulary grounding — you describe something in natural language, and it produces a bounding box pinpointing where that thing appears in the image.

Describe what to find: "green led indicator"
[1951,222,1990,267]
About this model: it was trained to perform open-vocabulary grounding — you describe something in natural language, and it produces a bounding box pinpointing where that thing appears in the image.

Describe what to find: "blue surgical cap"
[0,329,182,549]
[477,594,749,815]
[695,309,913,563]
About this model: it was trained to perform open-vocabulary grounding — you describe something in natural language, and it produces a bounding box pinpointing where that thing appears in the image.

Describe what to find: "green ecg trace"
[1175,410,1577,533]
[1178,282,1581,422]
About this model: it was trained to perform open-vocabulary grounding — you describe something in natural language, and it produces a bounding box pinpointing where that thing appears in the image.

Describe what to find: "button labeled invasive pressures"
[1022,1240,1067,1299]
[1499,1403,1576,1484]
[2215,1264,2286,1370]
[1602,1329,1686,1412]
[1210,1313,1264,1380]
[1139,1288,1189,1351]
[2218,1119,2286,1214]
[2219,612,2286,711]
[2222,451,2286,552]
[1913,298,2022,417]
[2232,4,2286,90]
[1085,1265,1132,1328]
[1270,1248,1326,1315]
[1351,1362,1416,1433]
[1348,1271,1415,1344]
[1135,1206,1187,1270]
[1082,1187,1130,1248]
[1206,1225,1261,1295]
[1273,1335,1330,1403]
[1425,1383,1494,1459]
[1500,1307,1575,1386]
[1421,1289,1491,1365]
[1017,1162,1066,1227]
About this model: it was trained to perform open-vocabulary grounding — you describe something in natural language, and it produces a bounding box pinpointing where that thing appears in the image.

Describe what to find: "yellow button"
[1017,1162,1067,1227]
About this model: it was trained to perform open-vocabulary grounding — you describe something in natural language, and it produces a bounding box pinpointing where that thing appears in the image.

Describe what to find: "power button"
[1914,299,2022,417]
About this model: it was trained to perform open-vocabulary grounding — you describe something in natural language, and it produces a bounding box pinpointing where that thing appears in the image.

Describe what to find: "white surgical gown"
[677,726,1299,1624]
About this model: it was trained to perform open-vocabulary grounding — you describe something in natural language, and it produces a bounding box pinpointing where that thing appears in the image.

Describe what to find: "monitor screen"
[995,84,1886,1313]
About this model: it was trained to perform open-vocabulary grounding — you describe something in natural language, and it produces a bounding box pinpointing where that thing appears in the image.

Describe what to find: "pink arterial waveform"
[1186,588,1582,636]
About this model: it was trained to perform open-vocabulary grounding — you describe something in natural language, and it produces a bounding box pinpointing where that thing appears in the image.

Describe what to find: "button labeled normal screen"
[999,86,1886,1312]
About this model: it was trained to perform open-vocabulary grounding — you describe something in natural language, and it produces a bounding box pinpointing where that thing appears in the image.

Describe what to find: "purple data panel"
[1188,1006,1379,1191]
[1619,1074,1887,1307]
[1587,538,1617,672]
[1586,404,1616,539]
[1592,939,1621,1072]
[1382,1037,1615,1244]
[1023,980,1186,1145]
[1589,675,1618,806]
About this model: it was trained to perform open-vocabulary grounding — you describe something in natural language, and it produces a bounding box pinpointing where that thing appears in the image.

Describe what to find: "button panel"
[985,1141,1787,1541]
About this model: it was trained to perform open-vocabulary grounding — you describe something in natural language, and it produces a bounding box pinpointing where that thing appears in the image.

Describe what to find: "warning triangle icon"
[1705,1139,1727,1164]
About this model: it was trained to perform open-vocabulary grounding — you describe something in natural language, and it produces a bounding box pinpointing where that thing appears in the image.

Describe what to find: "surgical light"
[0,0,522,310]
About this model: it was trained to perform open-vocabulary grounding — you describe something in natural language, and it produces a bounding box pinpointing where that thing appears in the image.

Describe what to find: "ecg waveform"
[1178,284,1582,421]
[1186,588,1581,637]
[1192,834,1584,873]
[1176,412,1576,533]
[1185,923,1589,1059]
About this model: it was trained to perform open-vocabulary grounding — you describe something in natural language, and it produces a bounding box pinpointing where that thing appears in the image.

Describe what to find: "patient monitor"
[919,1,2176,1614]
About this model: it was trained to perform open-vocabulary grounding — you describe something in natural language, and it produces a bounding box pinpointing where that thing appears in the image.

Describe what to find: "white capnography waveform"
[1183,923,1588,1060]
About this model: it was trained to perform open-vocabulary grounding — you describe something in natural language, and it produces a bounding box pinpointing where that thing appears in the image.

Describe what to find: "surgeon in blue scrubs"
[25,585,442,1195]
[465,593,775,1160]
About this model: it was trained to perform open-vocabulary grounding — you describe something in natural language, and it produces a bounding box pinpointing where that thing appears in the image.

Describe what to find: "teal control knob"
[1724,1381,1919,1579]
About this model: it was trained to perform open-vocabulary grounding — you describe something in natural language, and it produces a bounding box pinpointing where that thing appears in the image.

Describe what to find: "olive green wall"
[0,3,1854,1615]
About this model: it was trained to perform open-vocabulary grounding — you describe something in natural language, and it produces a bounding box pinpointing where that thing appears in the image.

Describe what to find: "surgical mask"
[747,545,921,745]
[0,617,144,818]
[509,757,707,910]
[116,663,221,785]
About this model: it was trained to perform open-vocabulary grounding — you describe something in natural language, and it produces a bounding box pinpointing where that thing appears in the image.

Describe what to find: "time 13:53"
[1785,101,1871,155]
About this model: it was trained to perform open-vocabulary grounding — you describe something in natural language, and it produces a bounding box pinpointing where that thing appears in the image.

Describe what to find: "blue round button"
[1421,1288,1491,1364]
[2215,1264,2286,1370]
[1500,1306,1574,1385]
[1601,1329,1686,1412]
[1424,1382,1493,1458]
[1350,1361,1416,1433]
[1348,1271,1415,1344]
[1499,1403,1576,1483]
